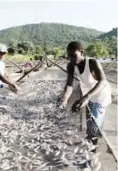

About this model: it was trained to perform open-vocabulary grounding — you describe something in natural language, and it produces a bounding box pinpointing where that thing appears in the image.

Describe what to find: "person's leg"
[86,101,98,149]
[86,101,94,138]
[86,102,106,152]
[92,103,106,131]
[86,101,93,120]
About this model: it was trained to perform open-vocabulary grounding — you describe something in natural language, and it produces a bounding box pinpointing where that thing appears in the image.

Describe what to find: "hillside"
[0,22,103,46]
[98,28,117,39]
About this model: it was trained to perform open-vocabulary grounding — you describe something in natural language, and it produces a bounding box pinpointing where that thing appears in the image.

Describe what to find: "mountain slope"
[98,28,117,39]
[0,23,103,46]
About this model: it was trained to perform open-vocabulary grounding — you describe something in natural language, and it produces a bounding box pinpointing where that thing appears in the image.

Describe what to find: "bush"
[86,42,109,58]
[8,47,15,55]
[18,49,24,54]
[34,55,43,61]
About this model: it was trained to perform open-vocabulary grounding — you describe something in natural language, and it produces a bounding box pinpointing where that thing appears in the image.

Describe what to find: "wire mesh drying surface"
[0,80,101,171]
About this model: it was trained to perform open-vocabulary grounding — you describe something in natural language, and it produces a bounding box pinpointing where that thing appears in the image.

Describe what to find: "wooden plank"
[16,61,43,82]
[7,59,23,71]
[46,57,80,81]
[44,58,61,70]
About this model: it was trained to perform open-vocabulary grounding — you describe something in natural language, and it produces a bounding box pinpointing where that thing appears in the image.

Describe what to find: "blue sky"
[0,0,117,32]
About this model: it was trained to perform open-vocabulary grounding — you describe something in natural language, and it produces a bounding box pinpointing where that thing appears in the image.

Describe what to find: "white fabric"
[0,60,5,85]
[0,44,7,53]
[76,57,111,106]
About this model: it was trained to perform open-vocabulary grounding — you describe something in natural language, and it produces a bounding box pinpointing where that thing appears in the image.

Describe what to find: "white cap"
[0,44,7,53]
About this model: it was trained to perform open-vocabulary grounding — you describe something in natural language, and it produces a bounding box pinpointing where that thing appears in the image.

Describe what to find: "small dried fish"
[0,80,101,171]
[74,146,79,154]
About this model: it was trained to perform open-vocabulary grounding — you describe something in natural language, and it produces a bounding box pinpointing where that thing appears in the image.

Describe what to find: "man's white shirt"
[0,60,5,85]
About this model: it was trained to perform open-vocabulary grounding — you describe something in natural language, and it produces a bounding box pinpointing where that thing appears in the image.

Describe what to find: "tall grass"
[5,54,34,62]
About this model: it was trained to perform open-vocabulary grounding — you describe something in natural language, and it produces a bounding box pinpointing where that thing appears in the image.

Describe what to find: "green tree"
[16,41,34,54]
[8,47,15,55]
[107,37,117,57]
[18,48,24,54]
[86,42,109,58]
[0,23,102,47]
[35,45,44,55]
[51,48,61,59]
[9,41,18,49]
[86,43,95,57]
[46,47,64,59]
[8,41,18,54]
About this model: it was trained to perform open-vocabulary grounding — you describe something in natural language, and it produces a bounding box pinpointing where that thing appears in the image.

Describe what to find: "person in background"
[22,58,34,74]
[59,41,111,148]
[24,58,34,68]
[0,44,18,92]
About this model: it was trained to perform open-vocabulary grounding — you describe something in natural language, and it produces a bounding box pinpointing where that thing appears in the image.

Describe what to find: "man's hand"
[71,95,90,112]
[57,94,68,109]
[59,99,68,109]
[9,84,20,93]
[57,93,63,103]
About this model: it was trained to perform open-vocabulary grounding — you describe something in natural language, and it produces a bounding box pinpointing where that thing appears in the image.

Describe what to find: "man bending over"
[60,41,111,146]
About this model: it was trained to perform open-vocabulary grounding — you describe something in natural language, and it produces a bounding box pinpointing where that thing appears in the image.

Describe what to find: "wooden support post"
[46,57,80,81]
[79,87,83,131]
[44,58,61,70]
[7,60,23,71]
[16,61,43,82]
[79,110,83,131]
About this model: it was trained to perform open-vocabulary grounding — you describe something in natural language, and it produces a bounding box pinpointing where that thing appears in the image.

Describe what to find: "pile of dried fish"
[0,79,101,171]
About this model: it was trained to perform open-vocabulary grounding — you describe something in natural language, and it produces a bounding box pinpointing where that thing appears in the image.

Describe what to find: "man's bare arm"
[87,59,107,98]
[4,68,9,79]
[62,62,74,102]
[0,74,14,86]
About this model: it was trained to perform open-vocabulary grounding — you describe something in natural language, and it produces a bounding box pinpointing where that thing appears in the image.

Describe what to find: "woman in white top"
[0,44,18,92]
[60,41,111,147]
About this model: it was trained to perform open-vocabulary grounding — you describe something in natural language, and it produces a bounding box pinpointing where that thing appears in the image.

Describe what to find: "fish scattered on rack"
[0,80,101,171]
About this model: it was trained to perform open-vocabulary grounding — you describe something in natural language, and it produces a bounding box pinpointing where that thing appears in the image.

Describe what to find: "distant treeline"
[0,23,116,58]
[7,36,117,59]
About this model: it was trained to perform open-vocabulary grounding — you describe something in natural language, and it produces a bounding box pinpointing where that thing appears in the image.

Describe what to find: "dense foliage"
[86,42,109,57]
[0,23,102,46]
[86,36,117,58]
[98,28,117,39]
[0,23,117,58]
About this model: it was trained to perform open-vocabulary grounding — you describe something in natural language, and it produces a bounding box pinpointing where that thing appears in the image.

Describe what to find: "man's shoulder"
[89,58,96,63]
[89,58,99,66]
[88,58,103,71]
